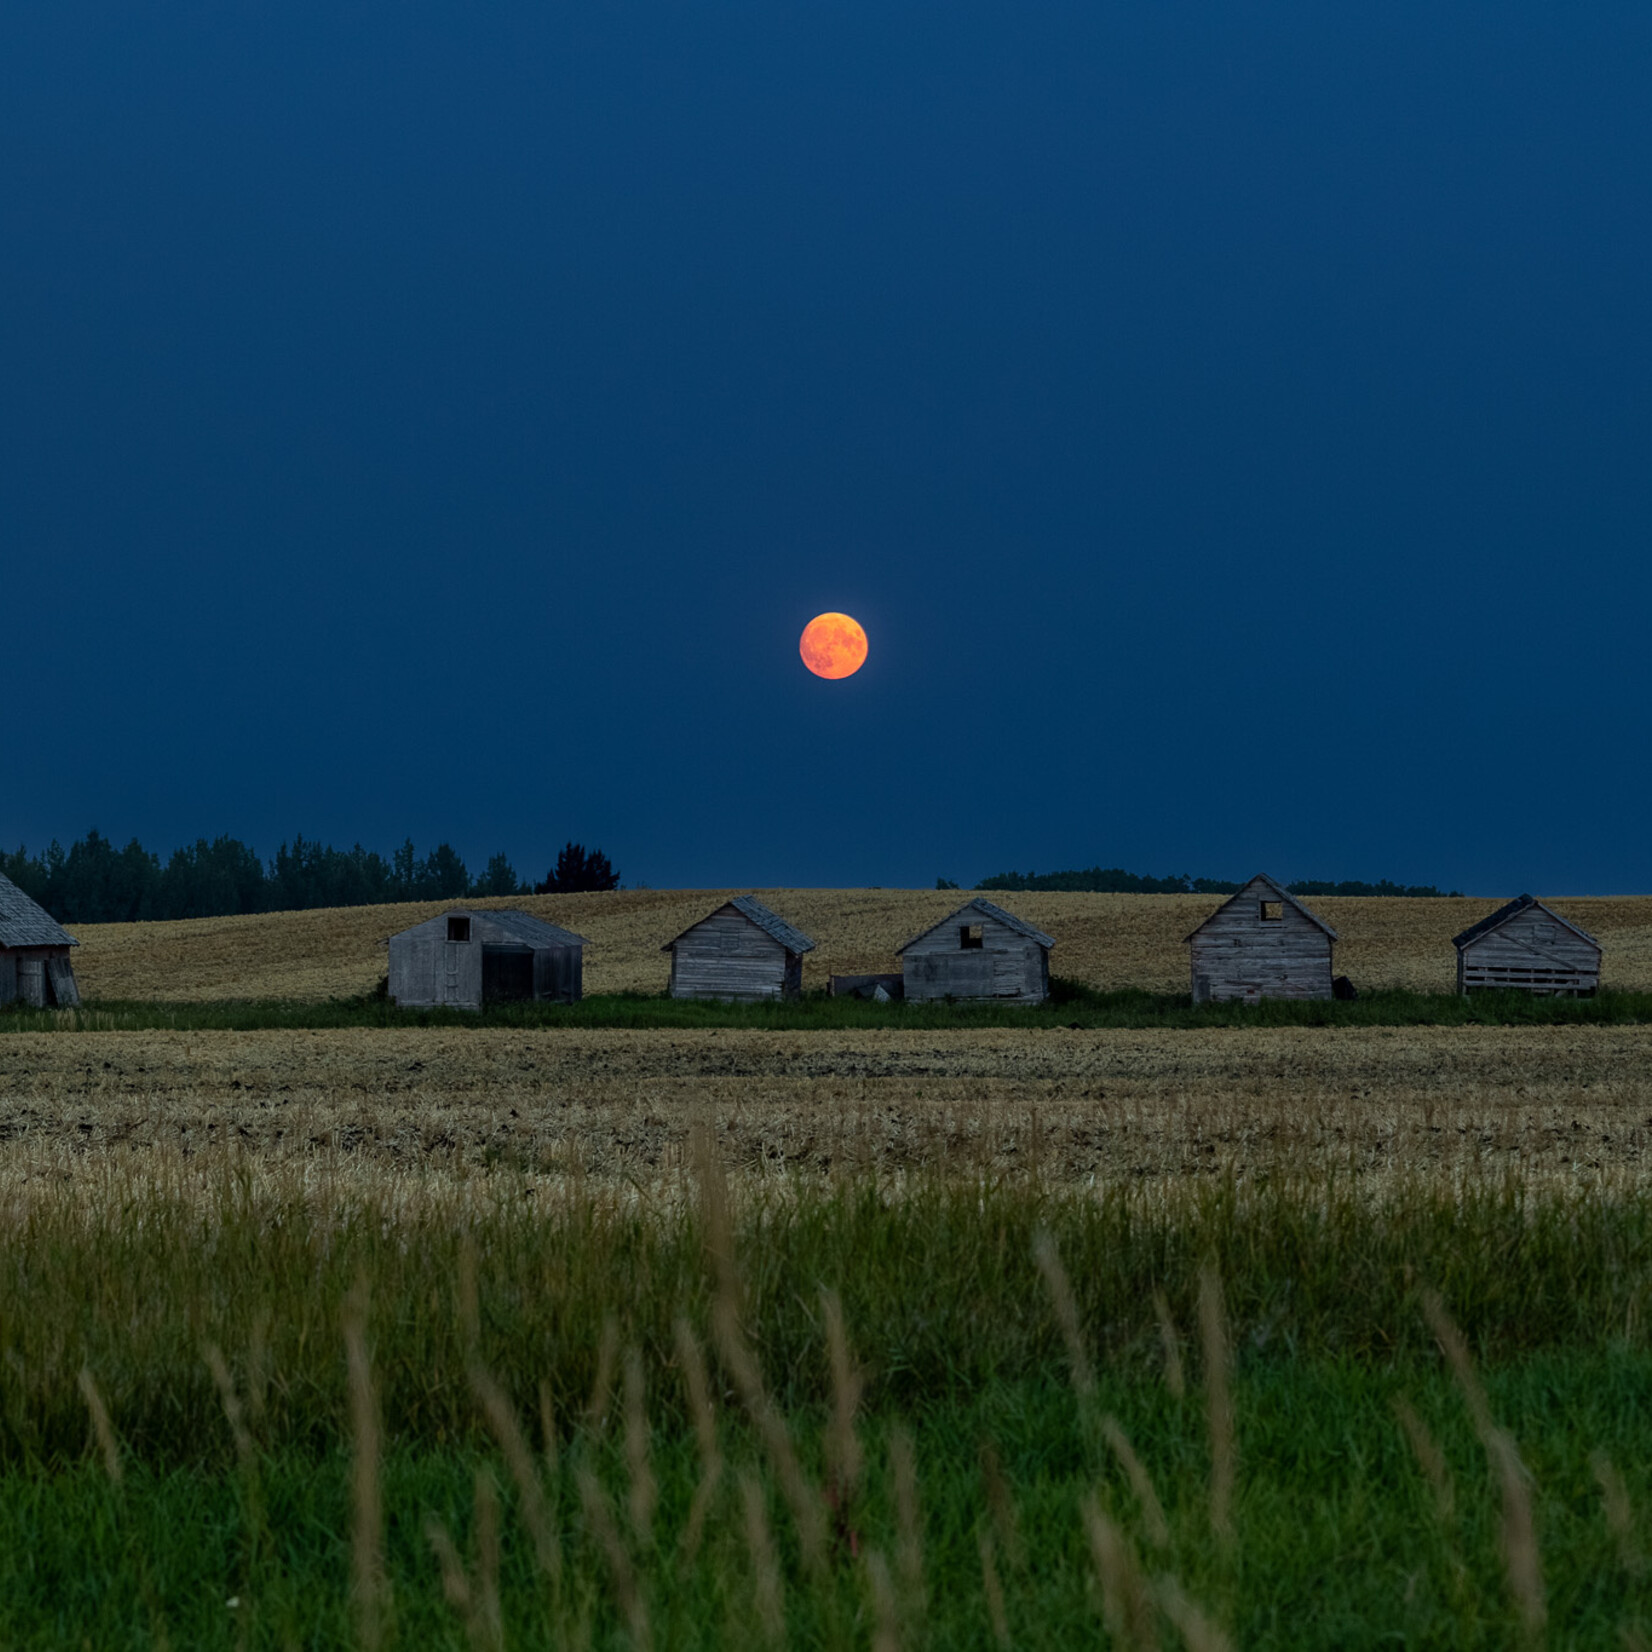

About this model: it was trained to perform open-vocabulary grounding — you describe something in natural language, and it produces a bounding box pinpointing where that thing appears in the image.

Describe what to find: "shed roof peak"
[662,896,816,955]
[897,896,1055,954]
[1183,873,1338,943]
[1451,894,1599,952]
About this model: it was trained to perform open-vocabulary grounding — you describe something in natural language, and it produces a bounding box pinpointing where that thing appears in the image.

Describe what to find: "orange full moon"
[800,611,868,679]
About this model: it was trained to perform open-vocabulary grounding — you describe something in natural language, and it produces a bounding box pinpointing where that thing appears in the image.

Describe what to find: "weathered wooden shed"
[898,897,1055,1004]
[1452,895,1600,995]
[0,872,81,1008]
[1186,873,1336,1003]
[663,896,815,1001]
[388,909,587,1010]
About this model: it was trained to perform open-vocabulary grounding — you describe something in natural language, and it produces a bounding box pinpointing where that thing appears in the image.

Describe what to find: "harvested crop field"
[64,888,1652,1002]
[6,1023,1650,1189]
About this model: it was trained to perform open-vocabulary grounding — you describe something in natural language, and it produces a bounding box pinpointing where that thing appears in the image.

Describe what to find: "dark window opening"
[448,916,472,943]
[960,925,984,949]
[1260,902,1282,923]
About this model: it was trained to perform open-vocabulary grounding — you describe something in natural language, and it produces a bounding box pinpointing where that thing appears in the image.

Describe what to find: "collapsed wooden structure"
[1452,895,1600,995]
[663,896,815,1001]
[1186,873,1336,1003]
[388,909,587,1010]
[0,873,81,1007]
[898,897,1054,1004]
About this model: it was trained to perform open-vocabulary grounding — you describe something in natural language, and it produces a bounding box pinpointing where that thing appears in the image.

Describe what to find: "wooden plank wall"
[1190,882,1333,1002]
[670,908,794,1001]
[533,946,583,1004]
[389,933,485,1009]
[1,946,74,1008]
[902,914,1049,1004]
[1459,907,1600,994]
[45,957,80,1007]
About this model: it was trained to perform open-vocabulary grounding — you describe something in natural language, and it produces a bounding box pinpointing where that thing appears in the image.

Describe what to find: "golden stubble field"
[4,1023,1650,1193]
[14,890,1652,1202]
[64,888,1652,1001]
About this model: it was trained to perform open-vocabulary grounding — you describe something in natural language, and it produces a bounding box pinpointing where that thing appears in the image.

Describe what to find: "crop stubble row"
[3,1023,1649,1191]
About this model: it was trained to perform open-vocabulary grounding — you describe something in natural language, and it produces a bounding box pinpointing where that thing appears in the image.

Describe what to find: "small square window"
[1260,902,1282,923]
[447,916,472,943]
[960,925,984,949]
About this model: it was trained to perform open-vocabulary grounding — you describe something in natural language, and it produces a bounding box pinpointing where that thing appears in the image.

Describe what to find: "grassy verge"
[2,1172,1651,1645]
[8,983,1652,1033]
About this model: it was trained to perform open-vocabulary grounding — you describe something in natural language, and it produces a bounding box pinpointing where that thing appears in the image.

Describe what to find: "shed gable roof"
[390,909,588,948]
[0,873,77,949]
[897,897,1056,954]
[662,896,816,955]
[1184,874,1338,943]
[1451,895,1599,953]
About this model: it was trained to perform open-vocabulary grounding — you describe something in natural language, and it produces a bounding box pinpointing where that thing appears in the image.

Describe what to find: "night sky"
[6,1,1651,895]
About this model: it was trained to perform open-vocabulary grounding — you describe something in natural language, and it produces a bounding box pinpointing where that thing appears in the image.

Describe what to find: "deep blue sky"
[5,1,1650,895]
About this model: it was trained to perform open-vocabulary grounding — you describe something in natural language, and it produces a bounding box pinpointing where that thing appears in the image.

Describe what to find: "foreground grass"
[8,983,1652,1033]
[2,1170,1652,1642]
[4,1355,1650,1649]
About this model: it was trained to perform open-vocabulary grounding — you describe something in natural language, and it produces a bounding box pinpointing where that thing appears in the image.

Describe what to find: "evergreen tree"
[472,853,523,897]
[535,842,619,894]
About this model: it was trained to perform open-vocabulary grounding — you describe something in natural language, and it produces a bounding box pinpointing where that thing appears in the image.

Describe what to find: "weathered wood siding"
[668,907,798,1001]
[534,946,583,1004]
[1457,907,1600,995]
[46,957,80,1007]
[1189,881,1333,1002]
[903,914,1050,1004]
[389,933,485,1009]
[1,945,75,1007]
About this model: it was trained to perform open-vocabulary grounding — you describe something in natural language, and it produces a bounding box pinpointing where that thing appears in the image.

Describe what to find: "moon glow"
[800,612,868,679]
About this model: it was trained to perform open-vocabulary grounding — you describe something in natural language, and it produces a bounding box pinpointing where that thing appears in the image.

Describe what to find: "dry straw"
[1392,1396,1456,1524]
[343,1277,386,1652]
[1033,1228,1095,1400]
[77,1367,122,1486]
[1423,1290,1546,1641]
[577,1466,650,1651]
[672,1316,722,1562]
[468,1363,562,1591]
[977,1529,1011,1649]
[1084,1498,1158,1651]
[1103,1415,1171,1550]
[1197,1262,1235,1546]
[739,1471,786,1649]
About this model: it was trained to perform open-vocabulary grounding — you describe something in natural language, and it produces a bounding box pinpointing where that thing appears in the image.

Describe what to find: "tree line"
[0,832,619,925]
[958,866,1461,897]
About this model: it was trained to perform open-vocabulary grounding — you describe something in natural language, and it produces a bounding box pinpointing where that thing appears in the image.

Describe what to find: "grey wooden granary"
[0,872,81,1008]
[388,909,587,1010]
[1186,873,1336,1003]
[898,897,1055,1004]
[1452,895,1600,995]
[663,896,815,1001]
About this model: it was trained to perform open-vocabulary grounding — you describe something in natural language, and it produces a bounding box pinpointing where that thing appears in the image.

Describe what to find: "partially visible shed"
[1452,895,1600,995]
[1186,873,1336,1003]
[664,896,815,1001]
[0,873,81,1007]
[898,898,1054,1004]
[830,972,905,1002]
[388,909,587,1010]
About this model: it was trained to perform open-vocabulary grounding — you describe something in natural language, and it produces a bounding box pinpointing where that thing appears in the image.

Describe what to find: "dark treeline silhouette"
[968,867,1460,897]
[0,831,621,925]
[534,842,620,894]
